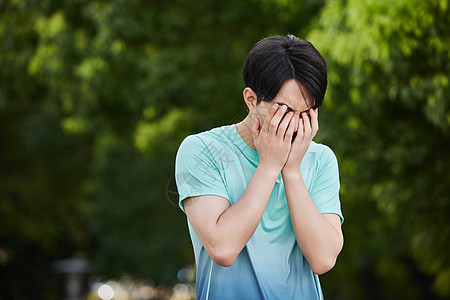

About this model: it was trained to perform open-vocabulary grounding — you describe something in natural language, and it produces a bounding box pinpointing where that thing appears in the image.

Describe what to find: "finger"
[284,115,296,142]
[293,112,300,132]
[294,117,304,144]
[302,111,311,139]
[277,111,294,137]
[269,104,288,134]
[268,103,279,119]
[310,108,319,136]
[251,117,260,141]
[262,103,279,133]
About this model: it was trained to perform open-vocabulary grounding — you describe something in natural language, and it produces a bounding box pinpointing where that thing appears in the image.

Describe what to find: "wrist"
[257,163,281,180]
[281,168,302,180]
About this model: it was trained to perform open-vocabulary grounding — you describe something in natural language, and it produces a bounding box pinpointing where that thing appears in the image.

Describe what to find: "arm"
[282,171,343,275]
[282,109,344,275]
[185,103,295,267]
[184,166,278,267]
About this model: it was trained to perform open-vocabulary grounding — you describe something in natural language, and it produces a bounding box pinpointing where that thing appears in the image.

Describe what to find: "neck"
[235,115,257,151]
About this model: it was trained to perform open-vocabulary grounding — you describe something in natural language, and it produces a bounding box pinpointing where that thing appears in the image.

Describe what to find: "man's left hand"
[282,108,319,174]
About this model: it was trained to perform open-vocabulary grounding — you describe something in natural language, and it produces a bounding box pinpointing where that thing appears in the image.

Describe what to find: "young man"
[175,35,344,299]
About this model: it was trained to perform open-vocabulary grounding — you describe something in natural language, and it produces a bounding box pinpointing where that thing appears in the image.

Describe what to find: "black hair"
[243,34,327,108]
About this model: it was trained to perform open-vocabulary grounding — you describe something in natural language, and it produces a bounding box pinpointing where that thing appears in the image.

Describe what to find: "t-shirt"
[175,124,343,300]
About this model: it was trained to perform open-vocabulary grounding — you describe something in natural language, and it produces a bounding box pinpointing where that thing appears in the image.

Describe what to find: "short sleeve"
[175,135,229,213]
[309,145,344,224]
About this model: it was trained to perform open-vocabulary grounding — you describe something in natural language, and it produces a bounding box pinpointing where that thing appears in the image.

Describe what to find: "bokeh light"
[97,284,114,300]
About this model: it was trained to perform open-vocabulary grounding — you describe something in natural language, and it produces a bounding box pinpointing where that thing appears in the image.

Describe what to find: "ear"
[243,87,258,112]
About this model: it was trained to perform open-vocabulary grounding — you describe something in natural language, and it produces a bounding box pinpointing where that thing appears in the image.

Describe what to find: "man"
[175,35,344,299]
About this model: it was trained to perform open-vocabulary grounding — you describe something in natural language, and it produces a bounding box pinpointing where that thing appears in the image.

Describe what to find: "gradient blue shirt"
[175,124,343,300]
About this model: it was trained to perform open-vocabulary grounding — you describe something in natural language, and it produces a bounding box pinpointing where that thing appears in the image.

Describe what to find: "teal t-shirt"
[175,124,343,300]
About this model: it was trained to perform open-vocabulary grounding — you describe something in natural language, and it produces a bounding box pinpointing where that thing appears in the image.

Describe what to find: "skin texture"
[184,79,343,274]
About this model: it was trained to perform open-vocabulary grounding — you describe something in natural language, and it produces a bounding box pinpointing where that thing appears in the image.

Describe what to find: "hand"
[282,108,319,174]
[252,103,296,175]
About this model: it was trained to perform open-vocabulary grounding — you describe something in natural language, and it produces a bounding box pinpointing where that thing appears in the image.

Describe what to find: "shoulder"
[177,125,235,154]
[309,141,337,161]
[308,141,339,176]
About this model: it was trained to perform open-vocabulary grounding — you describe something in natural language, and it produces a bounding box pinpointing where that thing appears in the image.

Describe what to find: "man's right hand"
[251,103,295,175]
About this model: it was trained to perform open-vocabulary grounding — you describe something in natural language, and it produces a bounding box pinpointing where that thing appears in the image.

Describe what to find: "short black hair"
[243,34,327,108]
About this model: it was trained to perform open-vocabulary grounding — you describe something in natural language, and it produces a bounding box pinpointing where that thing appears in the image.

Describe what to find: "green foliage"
[0,0,324,297]
[310,0,450,298]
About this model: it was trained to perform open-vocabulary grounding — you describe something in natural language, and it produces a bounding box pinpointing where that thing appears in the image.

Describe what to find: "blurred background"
[0,0,449,299]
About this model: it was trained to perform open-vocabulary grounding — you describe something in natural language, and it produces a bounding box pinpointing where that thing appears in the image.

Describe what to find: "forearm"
[208,165,279,265]
[282,170,343,274]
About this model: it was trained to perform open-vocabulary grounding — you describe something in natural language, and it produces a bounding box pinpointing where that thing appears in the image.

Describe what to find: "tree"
[309,0,450,298]
[0,0,325,297]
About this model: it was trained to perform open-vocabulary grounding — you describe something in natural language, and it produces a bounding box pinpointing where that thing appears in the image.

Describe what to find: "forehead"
[272,79,313,112]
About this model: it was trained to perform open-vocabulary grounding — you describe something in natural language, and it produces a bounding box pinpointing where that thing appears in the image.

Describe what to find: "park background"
[0,0,449,299]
